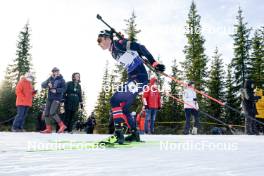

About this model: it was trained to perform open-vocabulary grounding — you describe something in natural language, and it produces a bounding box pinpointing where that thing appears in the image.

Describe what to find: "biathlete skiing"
[97,27,165,144]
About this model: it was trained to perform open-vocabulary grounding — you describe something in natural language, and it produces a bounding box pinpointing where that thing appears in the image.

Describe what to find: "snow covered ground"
[0,132,263,176]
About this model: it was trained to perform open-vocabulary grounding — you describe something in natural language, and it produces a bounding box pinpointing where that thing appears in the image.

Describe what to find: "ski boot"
[114,123,126,144]
[98,135,118,146]
[58,121,67,133]
[191,127,198,135]
[40,125,52,133]
[125,128,140,142]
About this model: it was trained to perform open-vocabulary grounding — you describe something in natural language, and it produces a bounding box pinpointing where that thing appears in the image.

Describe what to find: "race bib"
[118,51,142,73]
[118,50,139,67]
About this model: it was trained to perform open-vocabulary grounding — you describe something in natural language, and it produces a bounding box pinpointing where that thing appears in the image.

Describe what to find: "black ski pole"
[96,14,123,39]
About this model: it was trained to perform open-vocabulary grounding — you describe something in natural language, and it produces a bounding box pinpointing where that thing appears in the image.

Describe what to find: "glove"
[118,32,124,39]
[152,62,165,72]
[144,105,149,110]
[48,83,53,88]
[193,98,197,101]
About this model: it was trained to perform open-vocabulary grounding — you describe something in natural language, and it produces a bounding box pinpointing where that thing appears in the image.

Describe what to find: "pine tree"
[231,7,251,92]
[158,59,183,122]
[114,11,142,83]
[225,64,241,125]
[182,1,208,107]
[13,22,33,83]
[0,23,33,128]
[94,61,111,133]
[207,47,225,119]
[0,66,17,124]
[250,29,264,88]
[124,10,141,42]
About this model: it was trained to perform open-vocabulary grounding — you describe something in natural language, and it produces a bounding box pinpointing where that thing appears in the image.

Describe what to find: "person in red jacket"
[136,107,146,134]
[12,73,36,132]
[143,77,161,134]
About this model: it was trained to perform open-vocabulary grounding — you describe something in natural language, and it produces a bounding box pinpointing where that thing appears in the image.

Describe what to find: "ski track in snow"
[0,132,263,176]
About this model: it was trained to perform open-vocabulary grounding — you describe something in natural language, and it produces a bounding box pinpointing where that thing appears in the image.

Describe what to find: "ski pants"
[65,109,77,132]
[44,100,61,125]
[12,106,29,130]
[110,73,148,130]
[184,108,200,134]
[245,112,258,135]
[145,109,158,133]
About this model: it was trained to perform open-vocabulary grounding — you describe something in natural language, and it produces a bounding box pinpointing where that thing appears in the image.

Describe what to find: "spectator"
[12,72,36,132]
[40,67,67,133]
[136,107,146,134]
[241,79,261,135]
[75,120,81,132]
[85,112,96,134]
[64,72,83,133]
[183,81,200,135]
[143,77,161,134]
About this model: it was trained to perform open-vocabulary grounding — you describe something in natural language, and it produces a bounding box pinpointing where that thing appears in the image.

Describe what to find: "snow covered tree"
[231,7,251,92]
[207,48,225,119]
[250,28,264,88]
[182,1,208,108]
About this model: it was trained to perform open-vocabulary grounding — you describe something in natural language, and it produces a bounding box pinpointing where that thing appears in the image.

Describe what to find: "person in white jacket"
[182,81,200,134]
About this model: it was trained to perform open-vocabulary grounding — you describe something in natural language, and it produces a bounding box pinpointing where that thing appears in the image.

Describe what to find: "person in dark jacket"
[40,67,67,133]
[241,79,261,135]
[64,73,83,133]
[85,112,96,134]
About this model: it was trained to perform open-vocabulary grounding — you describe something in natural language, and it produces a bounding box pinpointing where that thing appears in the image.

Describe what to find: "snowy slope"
[0,132,263,176]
